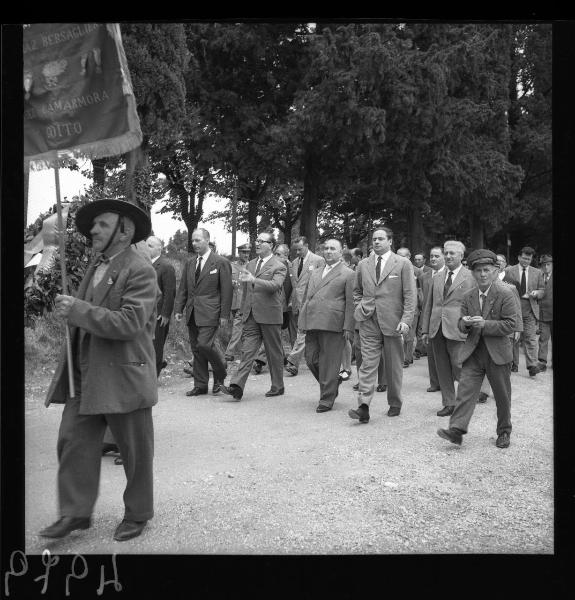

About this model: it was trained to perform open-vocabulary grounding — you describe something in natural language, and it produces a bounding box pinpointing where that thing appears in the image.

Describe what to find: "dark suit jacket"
[153,256,176,319]
[240,255,287,325]
[174,252,233,326]
[503,264,544,319]
[458,280,518,365]
[298,261,355,333]
[45,247,159,414]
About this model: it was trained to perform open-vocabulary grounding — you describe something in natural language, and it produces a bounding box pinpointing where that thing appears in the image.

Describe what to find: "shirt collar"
[375,249,391,261]
[432,265,445,277]
[479,284,493,299]
[198,248,211,263]
[446,263,463,279]
[151,255,160,264]
[258,253,273,265]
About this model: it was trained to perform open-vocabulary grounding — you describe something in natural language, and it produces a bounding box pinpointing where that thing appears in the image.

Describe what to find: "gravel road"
[24,351,553,555]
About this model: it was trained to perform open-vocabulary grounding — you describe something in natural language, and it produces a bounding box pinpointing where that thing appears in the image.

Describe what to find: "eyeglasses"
[256,238,271,244]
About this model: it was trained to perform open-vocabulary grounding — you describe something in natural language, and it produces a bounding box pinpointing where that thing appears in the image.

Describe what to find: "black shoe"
[352,382,359,391]
[477,392,488,404]
[253,360,264,374]
[283,356,289,366]
[427,386,440,392]
[437,406,454,417]
[265,387,284,397]
[511,363,518,373]
[160,360,167,370]
[376,384,387,392]
[437,428,462,446]
[538,363,547,372]
[496,432,511,449]
[220,384,243,400]
[387,406,400,417]
[348,403,370,423]
[102,443,120,456]
[338,369,351,381]
[113,519,147,542]
[316,404,332,413]
[285,363,298,376]
[212,381,223,394]
[39,516,91,538]
[186,387,208,396]
[114,457,123,465]
[528,365,540,377]
[403,361,410,368]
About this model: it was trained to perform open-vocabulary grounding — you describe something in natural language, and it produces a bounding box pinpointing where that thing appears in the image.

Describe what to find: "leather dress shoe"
[39,516,91,538]
[285,363,298,376]
[376,384,387,392]
[403,361,410,368]
[265,388,284,397]
[102,443,120,455]
[348,403,370,423]
[186,387,208,396]
[220,384,243,400]
[113,519,147,542]
[427,386,440,392]
[511,363,518,373]
[477,392,488,403]
[387,406,400,417]
[496,432,511,448]
[253,360,265,374]
[338,369,351,381]
[538,363,547,372]
[352,382,359,391]
[528,365,540,377]
[437,428,462,446]
[316,404,332,413]
[437,406,454,417]
[114,457,124,465]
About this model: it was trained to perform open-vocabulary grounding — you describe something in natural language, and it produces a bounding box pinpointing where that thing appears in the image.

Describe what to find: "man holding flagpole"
[40,199,158,542]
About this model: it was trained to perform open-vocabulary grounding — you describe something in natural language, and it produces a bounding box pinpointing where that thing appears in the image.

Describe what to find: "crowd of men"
[38,196,553,542]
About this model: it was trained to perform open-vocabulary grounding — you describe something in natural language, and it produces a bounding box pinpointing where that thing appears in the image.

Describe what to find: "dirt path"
[24,353,553,555]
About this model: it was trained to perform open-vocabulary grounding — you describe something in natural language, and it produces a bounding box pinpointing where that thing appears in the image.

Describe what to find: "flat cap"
[539,254,553,263]
[237,243,251,251]
[467,249,498,268]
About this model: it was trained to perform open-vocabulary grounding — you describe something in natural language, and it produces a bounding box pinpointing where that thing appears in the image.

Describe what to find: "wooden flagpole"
[54,163,75,398]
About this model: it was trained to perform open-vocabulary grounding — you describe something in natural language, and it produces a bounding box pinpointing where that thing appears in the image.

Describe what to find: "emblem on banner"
[42,60,68,88]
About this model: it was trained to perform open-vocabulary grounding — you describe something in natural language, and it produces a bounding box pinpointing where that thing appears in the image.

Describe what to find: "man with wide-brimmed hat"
[437,249,518,449]
[40,198,158,542]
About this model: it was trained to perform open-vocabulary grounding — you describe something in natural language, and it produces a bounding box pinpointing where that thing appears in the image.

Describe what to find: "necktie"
[255,258,263,276]
[375,256,382,281]
[480,293,486,312]
[520,267,526,296]
[195,255,202,283]
[443,270,453,298]
[322,265,331,279]
[297,258,303,277]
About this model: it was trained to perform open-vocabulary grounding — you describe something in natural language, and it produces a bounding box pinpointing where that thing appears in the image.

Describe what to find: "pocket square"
[210,269,217,274]
[389,274,399,279]
[107,277,114,285]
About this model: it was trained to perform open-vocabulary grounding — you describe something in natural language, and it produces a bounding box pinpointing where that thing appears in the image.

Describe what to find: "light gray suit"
[353,252,416,409]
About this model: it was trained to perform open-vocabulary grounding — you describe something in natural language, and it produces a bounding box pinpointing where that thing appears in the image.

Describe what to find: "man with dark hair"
[503,246,545,376]
[437,249,518,449]
[175,228,233,396]
[349,227,416,423]
[298,239,355,413]
[221,231,287,400]
[146,236,176,377]
[413,252,431,275]
[40,199,157,542]
[421,240,476,416]
[284,236,325,376]
[537,254,553,371]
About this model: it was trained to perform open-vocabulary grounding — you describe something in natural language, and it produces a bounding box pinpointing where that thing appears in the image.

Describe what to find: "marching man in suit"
[40,199,158,542]
[298,238,355,413]
[348,227,416,424]
[284,236,325,377]
[421,240,476,417]
[221,231,287,400]
[537,254,553,371]
[146,236,176,377]
[437,249,518,449]
[503,246,545,376]
[174,228,233,396]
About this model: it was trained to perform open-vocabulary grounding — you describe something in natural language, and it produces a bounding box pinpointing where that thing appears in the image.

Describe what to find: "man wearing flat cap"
[437,249,518,449]
[40,198,158,542]
[537,254,553,372]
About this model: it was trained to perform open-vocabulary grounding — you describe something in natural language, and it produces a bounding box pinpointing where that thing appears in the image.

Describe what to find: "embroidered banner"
[24,23,142,169]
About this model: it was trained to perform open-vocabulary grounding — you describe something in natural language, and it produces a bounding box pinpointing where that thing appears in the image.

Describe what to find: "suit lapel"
[482,286,497,318]
[77,263,97,300]
[378,253,396,284]
[257,256,276,278]
[92,249,130,306]
[314,261,341,293]
[196,253,215,285]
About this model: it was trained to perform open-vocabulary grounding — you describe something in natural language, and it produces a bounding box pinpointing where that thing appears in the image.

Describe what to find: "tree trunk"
[408,206,425,254]
[301,156,320,250]
[469,212,484,250]
[92,158,107,189]
[248,199,259,255]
